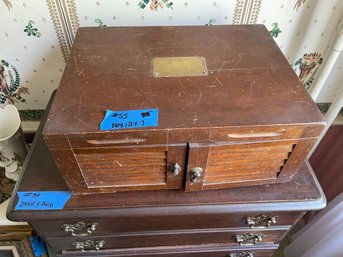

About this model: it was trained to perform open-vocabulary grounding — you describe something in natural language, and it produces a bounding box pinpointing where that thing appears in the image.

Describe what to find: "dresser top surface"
[8,115,325,220]
[43,25,323,136]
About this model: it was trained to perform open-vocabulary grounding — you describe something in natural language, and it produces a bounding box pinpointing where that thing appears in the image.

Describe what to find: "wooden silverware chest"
[42,25,324,194]
[7,100,326,257]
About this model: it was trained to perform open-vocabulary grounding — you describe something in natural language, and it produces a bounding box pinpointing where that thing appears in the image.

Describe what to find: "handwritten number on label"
[16,191,72,210]
[112,120,144,129]
[100,108,158,131]
[112,112,128,119]
[23,192,41,198]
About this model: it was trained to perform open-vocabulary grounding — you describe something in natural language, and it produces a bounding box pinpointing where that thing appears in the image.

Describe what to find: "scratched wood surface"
[41,26,325,193]
[44,25,323,135]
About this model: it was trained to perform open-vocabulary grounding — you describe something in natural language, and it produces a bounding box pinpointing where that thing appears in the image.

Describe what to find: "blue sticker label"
[100,108,159,130]
[15,191,72,210]
[30,235,47,257]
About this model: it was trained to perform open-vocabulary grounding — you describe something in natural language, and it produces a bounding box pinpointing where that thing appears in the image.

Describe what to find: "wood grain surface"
[43,25,324,135]
[7,123,325,220]
[41,25,325,192]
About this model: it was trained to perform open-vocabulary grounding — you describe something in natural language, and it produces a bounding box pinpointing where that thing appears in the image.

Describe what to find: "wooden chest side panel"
[276,138,317,183]
[49,149,89,192]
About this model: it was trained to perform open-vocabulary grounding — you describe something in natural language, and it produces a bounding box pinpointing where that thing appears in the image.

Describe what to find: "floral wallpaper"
[0,0,342,116]
[1,0,65,111]
[257,0,343,103]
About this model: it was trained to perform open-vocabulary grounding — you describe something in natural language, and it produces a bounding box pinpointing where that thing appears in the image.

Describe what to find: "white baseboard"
[21,121,40,134]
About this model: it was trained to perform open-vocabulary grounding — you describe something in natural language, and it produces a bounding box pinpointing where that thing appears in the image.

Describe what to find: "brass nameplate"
[153,56,208,77]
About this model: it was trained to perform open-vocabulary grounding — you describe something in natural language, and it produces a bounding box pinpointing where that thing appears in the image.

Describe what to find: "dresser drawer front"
[46,228,286,252]
[31,211,302,237]
[57,245,278,257]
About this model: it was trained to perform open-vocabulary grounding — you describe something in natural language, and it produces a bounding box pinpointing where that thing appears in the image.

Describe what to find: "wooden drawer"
[209,125,323,143]
[44,132,168,150]
[46,228,287,252]
[56,245,279,257]
[68,131,168,149]
[31,211,302,237]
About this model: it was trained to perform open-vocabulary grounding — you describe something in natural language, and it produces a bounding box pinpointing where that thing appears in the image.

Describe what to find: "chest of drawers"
[7,104,326,257]
[42,25,324,194]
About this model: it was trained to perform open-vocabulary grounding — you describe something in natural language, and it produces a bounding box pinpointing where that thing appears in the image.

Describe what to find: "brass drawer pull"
[61,222,99,236]
[73,240,105,252]
[233,233,263,246]
[171,163,181,176]
[190,167,203,183]
[243,214,277,229]
[227,252,255,257]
